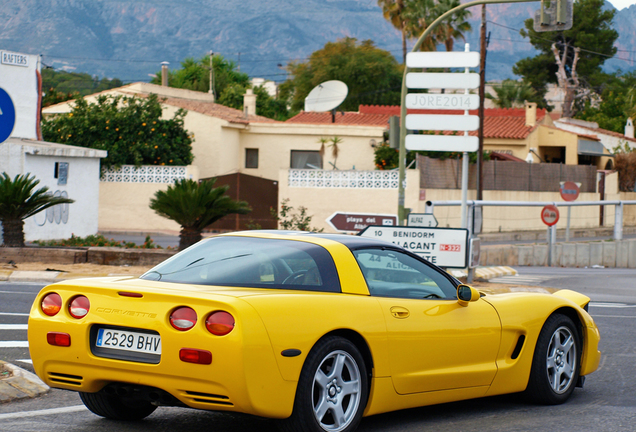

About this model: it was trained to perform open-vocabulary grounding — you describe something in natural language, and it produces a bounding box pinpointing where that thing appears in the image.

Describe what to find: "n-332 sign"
[358,226,469,268]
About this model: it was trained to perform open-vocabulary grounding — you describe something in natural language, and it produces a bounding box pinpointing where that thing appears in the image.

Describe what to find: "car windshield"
[140,236,341,292]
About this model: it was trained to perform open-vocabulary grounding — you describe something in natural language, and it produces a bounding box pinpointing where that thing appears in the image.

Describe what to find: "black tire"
[281,336,369,432]
[79,391,157,420]
[525,314,581,405]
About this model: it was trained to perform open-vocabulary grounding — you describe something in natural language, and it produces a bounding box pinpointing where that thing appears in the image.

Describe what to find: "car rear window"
[141,236,341,292]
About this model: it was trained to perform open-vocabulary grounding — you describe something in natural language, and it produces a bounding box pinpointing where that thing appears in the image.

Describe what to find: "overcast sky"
[607,0,636,10]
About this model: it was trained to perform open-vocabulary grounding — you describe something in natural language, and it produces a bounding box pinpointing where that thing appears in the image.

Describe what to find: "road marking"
[0,290,38,295]
[592,315,636,319]
[0,324,28,330]
[16,359,32,364]
[0,341,29,347]
[0,405,88,420]
[0,312,29,316]
[590,302,636,308]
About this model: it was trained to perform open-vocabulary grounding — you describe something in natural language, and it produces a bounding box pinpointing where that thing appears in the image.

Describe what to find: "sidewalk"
[0,362,49,403]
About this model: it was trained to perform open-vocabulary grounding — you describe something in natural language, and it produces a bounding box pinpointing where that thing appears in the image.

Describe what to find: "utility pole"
[477,5,487,201]
[208,51,215,100]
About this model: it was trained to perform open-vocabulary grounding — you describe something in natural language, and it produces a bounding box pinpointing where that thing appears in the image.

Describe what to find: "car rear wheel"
[525,314,580,405]
[80,391,157,420]
[281,336,369,432]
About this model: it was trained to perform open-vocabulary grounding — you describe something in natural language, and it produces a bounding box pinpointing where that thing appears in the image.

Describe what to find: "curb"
[1,270,142,283]
[450,266,518,281]
[0,361,49,403]
[476,266,518,279]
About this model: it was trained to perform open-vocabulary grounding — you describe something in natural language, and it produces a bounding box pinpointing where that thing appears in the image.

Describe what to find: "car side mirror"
[457,284,480,306]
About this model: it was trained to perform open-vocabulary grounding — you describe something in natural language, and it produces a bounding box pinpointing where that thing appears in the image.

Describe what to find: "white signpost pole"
[460,43,471,230]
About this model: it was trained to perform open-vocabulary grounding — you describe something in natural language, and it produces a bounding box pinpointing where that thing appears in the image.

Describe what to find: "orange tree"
[42,94,193,169]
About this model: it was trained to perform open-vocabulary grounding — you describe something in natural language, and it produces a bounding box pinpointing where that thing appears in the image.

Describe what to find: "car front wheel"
[525,313,581,404]
[282,336,369,432]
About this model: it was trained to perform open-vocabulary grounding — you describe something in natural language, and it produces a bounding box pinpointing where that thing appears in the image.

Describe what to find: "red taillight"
[69,296,90,319]
[170,307,197,331]
[47,332,71,347]
[179,348,212,365]
[41,293,62,316]
[205,311,235,336]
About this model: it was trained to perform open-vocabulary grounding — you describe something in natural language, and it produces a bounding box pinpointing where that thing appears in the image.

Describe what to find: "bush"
[33,234,164,249]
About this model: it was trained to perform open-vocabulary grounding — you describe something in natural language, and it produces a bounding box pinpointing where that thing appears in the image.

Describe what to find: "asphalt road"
[1,269,635,432]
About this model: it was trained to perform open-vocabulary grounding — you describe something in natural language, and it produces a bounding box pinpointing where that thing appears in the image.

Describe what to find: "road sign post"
[326,212,397,233]
[541,205,559,266]
[408,213,438,227]
[397,0,546,227]
[358,226,469,268]
[560,181,580,241]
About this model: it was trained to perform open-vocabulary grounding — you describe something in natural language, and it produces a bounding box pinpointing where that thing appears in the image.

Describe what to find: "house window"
[245,148,259,169]
[291,151,322,169]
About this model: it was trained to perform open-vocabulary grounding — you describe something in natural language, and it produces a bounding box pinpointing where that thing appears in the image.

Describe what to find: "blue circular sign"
[0,87,16,143]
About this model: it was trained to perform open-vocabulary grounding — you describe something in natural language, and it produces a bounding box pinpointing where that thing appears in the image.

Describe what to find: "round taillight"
[69,296,90,319]
[41,293,62,316]
[205,311,235,336]
[170,307,197,331]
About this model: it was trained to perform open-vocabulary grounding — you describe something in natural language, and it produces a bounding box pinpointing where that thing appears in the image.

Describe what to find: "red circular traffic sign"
[560,181,580,202]
[541,205,560,226]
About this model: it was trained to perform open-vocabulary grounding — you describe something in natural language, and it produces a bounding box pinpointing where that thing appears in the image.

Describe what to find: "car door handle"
[390,306,410,319]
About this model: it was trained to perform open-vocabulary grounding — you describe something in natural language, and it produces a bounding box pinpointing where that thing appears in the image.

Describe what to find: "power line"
[487,20,636,57]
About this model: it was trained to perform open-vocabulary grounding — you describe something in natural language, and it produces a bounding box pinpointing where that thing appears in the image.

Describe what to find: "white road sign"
[408,213,438,227]
[406,93,480,110]
[406,73,480,90]
[358,226,469,268]
[406,114,479,131]
[406,51,480,68]
[406,135,479,152]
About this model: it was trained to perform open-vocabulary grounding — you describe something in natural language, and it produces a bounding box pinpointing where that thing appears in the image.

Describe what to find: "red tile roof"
[285,111,391,127]
[287,105,547,140]
[556,121,636,144]
[128,92,278,124]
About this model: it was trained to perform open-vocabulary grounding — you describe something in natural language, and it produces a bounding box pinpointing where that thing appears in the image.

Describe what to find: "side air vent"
[181,390,234,406]
[48,372,84,386]
[511,335,526,360]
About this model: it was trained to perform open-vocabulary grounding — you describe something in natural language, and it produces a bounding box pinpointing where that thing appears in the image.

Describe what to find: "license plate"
[96,328,162,355]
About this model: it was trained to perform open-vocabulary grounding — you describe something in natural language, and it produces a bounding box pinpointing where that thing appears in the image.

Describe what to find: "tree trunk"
[1,219,25,247]
[179,226,202,251]
[401,27,407,64]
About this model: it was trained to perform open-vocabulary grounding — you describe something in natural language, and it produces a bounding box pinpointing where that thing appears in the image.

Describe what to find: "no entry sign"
[560,181,580,202]
[541,205,560,226]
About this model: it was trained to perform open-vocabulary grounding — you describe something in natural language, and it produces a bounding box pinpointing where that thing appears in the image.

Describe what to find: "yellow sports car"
[28,231,600,432]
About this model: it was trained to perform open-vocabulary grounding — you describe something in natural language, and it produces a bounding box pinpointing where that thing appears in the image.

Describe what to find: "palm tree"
[487,80,538,108]
[149,178,251,250]
[318,137,329,168]
[433,0,472,52]
[378,0,409,63]
[329,136,343,170]
[402,0,439,53]
[0,173,75,247]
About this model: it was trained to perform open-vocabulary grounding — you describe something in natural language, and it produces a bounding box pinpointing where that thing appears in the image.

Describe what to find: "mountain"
[0,0,634,83]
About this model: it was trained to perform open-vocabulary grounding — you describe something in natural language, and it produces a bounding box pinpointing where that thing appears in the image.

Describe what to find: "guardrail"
[426,200,636,241]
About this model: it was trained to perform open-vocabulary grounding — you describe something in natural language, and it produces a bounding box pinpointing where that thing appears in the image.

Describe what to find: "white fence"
[101,165,188,183]
[288,169,400,189]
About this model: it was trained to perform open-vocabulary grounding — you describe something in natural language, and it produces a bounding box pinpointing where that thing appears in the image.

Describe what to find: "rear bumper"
[28,318,297,419]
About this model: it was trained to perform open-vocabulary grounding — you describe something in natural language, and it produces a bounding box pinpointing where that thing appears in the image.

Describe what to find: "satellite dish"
[304,80,348,112]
